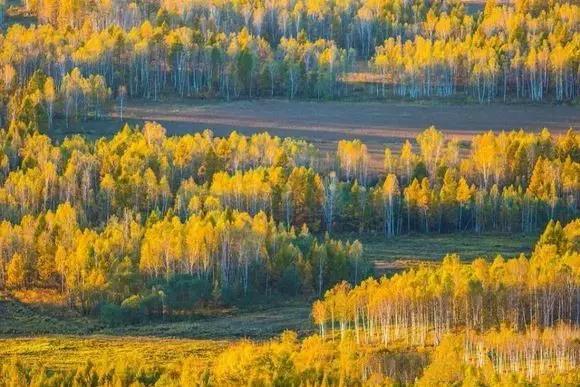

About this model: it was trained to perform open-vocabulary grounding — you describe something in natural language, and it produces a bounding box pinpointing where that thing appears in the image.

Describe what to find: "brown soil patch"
[53,99,579,169]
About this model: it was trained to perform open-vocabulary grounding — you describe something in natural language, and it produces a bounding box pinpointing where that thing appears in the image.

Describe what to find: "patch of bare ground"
[53,99,579,169]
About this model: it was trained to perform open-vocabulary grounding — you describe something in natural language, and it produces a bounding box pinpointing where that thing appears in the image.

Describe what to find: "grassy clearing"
[346,232,538,272]
[0,335,227,371]
[0,297,310,372]
[0,298,310,372]
[364,233,537,261]
[102,303,313,340]
[0,291,312,339]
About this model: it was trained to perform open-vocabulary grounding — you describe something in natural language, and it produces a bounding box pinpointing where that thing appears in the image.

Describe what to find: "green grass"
[0,292,313,339]
[363,232,537,261]
[102,303,313,340]
[0,295,312,372]
[0,296,100,336]
[340,232,538,272]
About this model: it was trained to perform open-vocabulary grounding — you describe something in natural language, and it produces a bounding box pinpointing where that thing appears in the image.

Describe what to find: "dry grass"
[0,335,227,371]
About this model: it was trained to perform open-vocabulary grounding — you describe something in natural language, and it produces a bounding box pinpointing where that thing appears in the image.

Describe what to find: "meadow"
[361,232,538,272]
[0,291,312,338]
[0,293,308,373]
[0,336,226,372]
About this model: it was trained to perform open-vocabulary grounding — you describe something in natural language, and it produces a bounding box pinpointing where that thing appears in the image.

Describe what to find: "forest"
[0,219,578,385]
[0,119,578,384]
[0,122,577,311]
[0,0,578,126]
[0,0,579,386]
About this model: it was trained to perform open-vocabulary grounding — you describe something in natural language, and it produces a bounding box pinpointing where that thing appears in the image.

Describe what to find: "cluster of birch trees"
[1,0,577,110]
[5,69,111,131]
[0,201,368,312]
[418,324,580,385]
[333,127,579,235]
[462,324,579,381]
[21,0,470,45]
[371,2,579,101]
[0,22,351,111]
[312,219,579,347]
[0,122,577,236]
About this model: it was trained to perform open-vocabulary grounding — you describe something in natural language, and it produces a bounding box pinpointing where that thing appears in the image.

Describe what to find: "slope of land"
[0,335,227,372]
[0,292,311,339]
[1,233,537,337]
[0,231,550,376]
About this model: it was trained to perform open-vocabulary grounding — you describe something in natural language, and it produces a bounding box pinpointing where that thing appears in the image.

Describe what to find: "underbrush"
[1,291,312,339]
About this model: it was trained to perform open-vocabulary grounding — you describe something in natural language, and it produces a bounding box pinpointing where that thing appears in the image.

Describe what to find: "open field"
[101,303,313,339]
[0,295,310,372]
[352,232,538,272]
[52,99,579,168]
[0,335,227,371]
[0,293,312,339]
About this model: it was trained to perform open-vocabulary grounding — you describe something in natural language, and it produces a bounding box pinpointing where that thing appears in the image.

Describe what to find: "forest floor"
[51,99,579,169]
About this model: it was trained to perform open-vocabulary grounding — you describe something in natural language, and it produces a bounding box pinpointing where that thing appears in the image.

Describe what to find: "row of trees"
[0,202,369,313]
[22,0,470,48]
[1,1,577,106]
[202,154,577,235]
[22,0,572,64]
[0,24,352,106]
[371,1,579,101]
[0,121,576,234]
[312,219,579,347]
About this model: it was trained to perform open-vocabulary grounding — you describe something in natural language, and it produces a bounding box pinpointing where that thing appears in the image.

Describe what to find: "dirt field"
[53,99,579,167]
